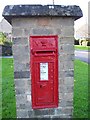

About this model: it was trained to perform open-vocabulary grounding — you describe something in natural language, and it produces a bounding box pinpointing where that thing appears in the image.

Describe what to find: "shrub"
[74,39,79,45]
[0,45,12,56]
[87,41,90,46]
[0,32,6,45]
[0,32,12,45]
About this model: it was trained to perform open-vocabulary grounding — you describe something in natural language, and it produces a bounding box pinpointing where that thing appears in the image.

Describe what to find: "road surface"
[75,50,90,64]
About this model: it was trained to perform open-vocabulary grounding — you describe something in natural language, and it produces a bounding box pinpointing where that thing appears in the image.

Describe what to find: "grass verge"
[75,45,90,51]
[2,58,16,118]
[0,58,2,119]
[1,58,88,118]
[73,60,88,118]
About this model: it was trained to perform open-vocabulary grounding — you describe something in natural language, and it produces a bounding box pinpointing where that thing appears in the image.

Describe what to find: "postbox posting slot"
[32,50,56,56]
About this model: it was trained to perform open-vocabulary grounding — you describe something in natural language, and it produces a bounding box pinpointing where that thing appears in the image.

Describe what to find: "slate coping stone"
[2,5,83,24]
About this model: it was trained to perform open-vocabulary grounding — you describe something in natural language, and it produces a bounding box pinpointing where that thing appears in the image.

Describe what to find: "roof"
[75,23,88,39]
[0,19,12,33]
[2,5,83,24]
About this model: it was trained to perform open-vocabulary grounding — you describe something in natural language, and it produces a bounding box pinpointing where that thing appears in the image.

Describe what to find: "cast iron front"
[30,36,58,109]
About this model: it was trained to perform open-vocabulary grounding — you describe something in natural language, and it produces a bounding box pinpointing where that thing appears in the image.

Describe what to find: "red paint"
[30,36,58,109]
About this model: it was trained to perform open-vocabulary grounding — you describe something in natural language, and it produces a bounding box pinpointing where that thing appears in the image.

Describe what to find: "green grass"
[75,45,90,51]
[73,60,88,118]
[0,58,2,119]
[1,58,89,118]
[2,58,16,118]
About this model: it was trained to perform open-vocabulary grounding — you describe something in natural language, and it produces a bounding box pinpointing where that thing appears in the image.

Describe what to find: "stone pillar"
[3,5,82,118]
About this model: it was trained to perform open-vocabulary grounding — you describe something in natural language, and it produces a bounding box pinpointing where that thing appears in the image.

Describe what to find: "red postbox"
[30,36,58,109]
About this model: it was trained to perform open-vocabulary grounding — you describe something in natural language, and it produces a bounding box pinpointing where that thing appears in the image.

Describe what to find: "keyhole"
[40,85,42,88]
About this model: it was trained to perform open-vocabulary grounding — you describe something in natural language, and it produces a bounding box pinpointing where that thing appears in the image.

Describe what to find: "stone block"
[55,28,62,35]
[51,114,72,118]
[15,87,26,94]
[32,28,53,35]
[55,107,73,116]
[58,92,64,101]
[63,93,73,101]
[59,99,73,107]
[12,27,24,37]
[28,110,34,117]
[26,94,31,102]
[17,110,28,118]
[38,116,52,119]
[12,18,37,28]
[64,70,74,77]
[64,77,74,85]
[16,95,27,104]
[34,109,55,116]
[13,56,30,66]
[59,78,64,86]
[59,63,64,72]
[66,101,73,107]
[60,37,74,44]
[61,26,74,37]
[14,71,30,79]
[59,54,74,61]
[17,104,26,109]
[59,100,67,107]
[37,17,50,26]
[59,60,74,72]
[62,60,73,71]
[59,84,73,93]
[17,102,32,110]
[58,44,74,55]
[24,28,31,37]
[63,107,73,115]
[13,37,29,45]
[12,45,30,61]
[58,70,65,79]
[55,107,63,115]
[15,80,26,87]
[63,44,74,52]
[14,78,31,87]
[50,18,74,28]
[12,44,29,52]
[25,102,32,110]
[14,61,30,72]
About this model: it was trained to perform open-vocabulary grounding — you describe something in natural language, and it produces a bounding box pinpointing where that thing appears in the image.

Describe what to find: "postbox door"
[30,36,58,109]
[34,61,54,104]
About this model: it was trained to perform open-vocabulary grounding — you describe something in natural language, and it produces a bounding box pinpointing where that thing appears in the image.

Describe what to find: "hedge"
[0,45,12,56]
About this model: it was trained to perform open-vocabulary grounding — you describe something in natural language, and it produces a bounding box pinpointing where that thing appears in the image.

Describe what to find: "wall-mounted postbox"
[30,36,58,109]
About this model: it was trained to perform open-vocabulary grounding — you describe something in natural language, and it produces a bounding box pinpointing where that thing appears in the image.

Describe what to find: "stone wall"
[12,17,74,118]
